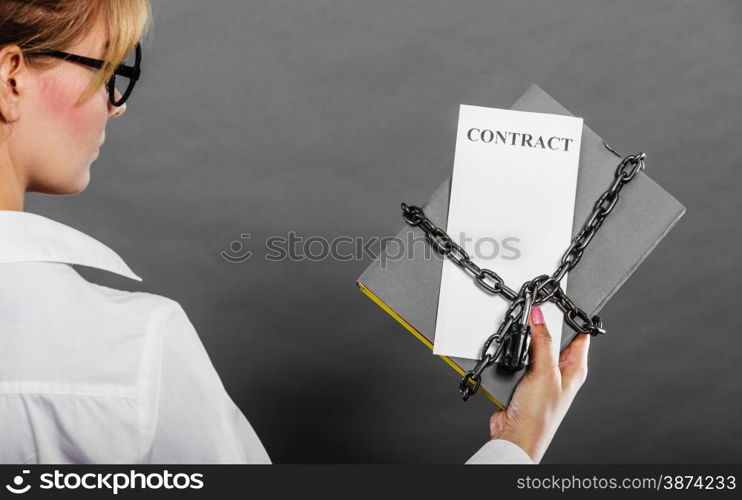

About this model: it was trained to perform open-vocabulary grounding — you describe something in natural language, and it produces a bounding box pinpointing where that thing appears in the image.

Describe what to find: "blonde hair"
[0,0,153,104]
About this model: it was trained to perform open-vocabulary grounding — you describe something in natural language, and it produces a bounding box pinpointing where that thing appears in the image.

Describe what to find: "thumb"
[527,305,557,373]
[489,409,507,440]
[559,332,590,394]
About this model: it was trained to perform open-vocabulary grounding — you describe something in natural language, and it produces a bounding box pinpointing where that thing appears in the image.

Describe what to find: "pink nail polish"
[530,305,545,326]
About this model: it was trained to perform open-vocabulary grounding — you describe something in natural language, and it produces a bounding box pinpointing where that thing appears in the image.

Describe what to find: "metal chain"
[400,152,646,400]
[401,205,519,302]
[459,281,535,400]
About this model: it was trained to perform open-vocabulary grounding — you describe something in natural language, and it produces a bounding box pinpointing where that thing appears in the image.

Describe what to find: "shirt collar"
[0,210,142,281]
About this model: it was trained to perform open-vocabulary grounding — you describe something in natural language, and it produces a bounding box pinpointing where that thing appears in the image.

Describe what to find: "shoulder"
[87,280,186,327]
[0,259,181,323]
[0,262,199,462]
[0,260,192,390]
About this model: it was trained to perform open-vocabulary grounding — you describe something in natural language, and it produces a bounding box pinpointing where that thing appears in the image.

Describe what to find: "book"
[356,84,686,407]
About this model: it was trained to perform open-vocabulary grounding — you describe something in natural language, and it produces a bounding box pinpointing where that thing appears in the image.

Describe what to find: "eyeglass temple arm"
[32,43,141,81]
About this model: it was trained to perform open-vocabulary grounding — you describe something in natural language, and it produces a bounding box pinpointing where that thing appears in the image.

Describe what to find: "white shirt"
[0,210,270,464]
[0,210,531,465]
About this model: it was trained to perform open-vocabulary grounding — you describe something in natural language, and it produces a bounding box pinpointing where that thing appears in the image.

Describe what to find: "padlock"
[497,292,533,372]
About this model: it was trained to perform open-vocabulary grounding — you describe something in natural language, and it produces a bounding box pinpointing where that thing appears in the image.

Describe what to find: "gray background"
[28,0,741,463]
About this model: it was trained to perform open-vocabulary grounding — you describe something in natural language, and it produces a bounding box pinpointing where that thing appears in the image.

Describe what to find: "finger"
[559,332,590,393]
[489,409,507,440]
[527,305,558,373]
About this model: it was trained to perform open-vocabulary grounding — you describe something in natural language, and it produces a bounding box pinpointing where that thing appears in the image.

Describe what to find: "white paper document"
[432,105,583,359]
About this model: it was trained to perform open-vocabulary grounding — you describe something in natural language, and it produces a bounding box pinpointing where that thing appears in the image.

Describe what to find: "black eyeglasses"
[30,42,141,107]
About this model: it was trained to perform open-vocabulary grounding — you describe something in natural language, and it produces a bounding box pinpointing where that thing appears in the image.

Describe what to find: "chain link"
[401,152,645,400]
[401,203,519,301]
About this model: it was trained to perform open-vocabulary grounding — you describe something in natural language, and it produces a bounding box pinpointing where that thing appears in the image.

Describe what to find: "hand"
[489,305,590,463]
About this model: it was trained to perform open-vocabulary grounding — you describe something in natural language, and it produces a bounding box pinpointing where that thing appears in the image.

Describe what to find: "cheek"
[37,73,107,145]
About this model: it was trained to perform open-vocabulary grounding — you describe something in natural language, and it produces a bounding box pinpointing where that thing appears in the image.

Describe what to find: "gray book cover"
[356,84,686,407]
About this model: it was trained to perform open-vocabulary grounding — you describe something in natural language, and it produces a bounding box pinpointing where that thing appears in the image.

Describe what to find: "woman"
[0,0,589,464]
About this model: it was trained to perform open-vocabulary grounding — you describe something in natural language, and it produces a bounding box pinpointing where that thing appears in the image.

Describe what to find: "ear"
[0,45,27,123]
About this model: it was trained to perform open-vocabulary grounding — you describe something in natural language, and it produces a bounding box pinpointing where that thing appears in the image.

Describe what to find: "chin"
[65,169,92,194]
[30,168,91,196]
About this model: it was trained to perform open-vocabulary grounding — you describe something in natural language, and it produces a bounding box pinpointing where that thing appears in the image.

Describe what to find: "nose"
[107,88,127,119]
